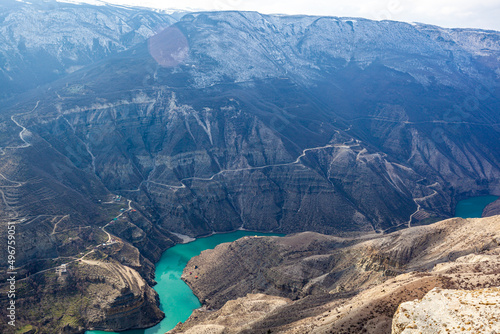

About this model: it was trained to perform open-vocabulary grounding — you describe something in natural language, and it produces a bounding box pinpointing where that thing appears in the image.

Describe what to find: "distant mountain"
[0,5,499,333]
[11,11,500,236]
[0,0,177,99]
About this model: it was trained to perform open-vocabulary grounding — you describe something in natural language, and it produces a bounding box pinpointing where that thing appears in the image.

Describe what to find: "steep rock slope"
[0,110,177,332]
[0,250,164,334]
[483,198,500,217]
[0,7,500,332]
[171,215,500,333]
[5,11,499,238]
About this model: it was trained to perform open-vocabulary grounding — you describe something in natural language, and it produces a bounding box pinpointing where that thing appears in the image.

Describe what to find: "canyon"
[173,215,500,333]
[0,1,499,333]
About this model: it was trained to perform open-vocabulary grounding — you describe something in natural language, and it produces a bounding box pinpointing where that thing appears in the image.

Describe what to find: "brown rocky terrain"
[0,206,178,334]
[4,10,500,241]
[1,4,500,333]
[0,248,164,334]
[171,215,500,333]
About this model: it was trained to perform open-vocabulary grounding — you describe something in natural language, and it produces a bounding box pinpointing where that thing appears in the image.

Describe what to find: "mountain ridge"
[2,10,500,238]
[172,215,500,333]
[0,4,499,333]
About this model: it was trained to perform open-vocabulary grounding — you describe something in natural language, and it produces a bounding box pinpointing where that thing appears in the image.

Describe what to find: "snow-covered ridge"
[0,0,178,98]
[0,1,176,56]
[55,0,184,14]
[1,3,499,97]
[175,11,500,88]
[55,0,108,7]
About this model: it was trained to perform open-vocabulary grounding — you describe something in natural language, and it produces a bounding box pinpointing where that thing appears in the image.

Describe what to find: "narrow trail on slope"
[407,203,422,228]
[17,199,133,279]
[0,172,24,188]
[0,172,25,218]
[80,258,146,288]
[406,184,440,228]
[51,215,70,235]
[375,183,441,233]
[0,188,16,218]
[0,103,137,281]
[0,101,39,217]
[146,142,358,190]
[101,199,132,242]
[2,100,39,151]
[126,136,437,233]
[348,115,500,127]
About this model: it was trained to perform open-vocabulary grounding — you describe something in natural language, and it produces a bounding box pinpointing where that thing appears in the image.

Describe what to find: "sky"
[67,0,500,31]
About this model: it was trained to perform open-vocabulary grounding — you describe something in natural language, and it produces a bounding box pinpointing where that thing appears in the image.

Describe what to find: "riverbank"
[85,230,284,334]
[86,195,498,334]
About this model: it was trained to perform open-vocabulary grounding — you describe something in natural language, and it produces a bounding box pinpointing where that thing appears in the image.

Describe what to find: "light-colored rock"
[170,293,291,333]
[172,215,500,334]
[392,287,500,333]
[182,325,226,334]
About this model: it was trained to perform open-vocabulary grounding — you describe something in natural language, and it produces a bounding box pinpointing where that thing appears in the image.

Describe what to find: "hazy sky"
[74,0,500,31]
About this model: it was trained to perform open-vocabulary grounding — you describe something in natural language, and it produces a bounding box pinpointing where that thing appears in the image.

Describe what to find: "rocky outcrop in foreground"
[78,257,164,332]
[171,215,500,333]
[0,244,165,334]
[174,294,292,334]
[392,287,500,333]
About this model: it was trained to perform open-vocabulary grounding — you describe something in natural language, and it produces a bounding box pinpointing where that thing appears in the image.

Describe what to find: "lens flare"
[148,25,189,67]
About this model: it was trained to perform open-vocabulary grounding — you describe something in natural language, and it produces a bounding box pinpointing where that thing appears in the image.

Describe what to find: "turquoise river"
[86,230,283,334]
[87,195,497,334]
[454,195,498,218]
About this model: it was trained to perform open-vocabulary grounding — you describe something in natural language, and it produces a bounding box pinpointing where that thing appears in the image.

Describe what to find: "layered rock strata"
[171,215,500,333]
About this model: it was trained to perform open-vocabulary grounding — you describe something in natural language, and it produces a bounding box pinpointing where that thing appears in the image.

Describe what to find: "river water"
[454,195,498,218]
[86,230,283,334]
[87,195,498,333]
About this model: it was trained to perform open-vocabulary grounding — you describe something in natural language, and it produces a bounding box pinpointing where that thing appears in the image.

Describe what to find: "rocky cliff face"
[1,4,500,333]
[77,257,164,332]
[0,251,164,334]
[0,233,175,333]
[483,198,500,217]
[0,126,176,332]
[4,10,499,239]
[172,215,500,333]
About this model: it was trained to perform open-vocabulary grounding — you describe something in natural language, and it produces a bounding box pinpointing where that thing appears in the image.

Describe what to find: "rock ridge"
[171,215,500,333]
